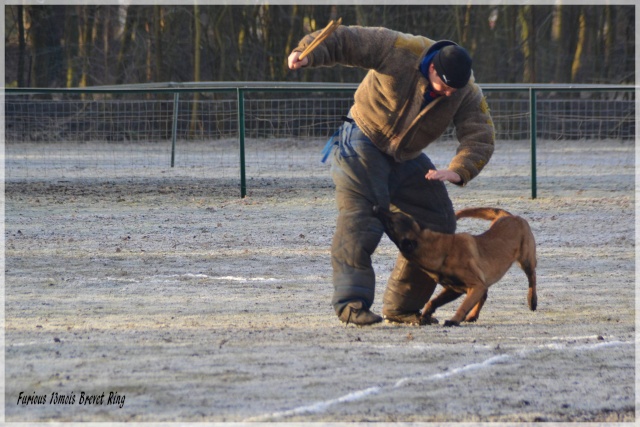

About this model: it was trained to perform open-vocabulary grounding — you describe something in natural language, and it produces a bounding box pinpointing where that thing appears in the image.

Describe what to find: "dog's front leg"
[444,284,488,327]
[422,287,463,324]
[464,290,488,323]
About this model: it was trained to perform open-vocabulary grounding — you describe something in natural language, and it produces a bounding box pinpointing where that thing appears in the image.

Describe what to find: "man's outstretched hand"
[425,169,461,184]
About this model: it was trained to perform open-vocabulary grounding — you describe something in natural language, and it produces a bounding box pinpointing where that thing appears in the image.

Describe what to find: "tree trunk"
[461,4,472,46]
[518,5,536,83]
[500,6,519,83]
[282,5,299,79]
[95,6,113,85]
[64,7,78,87]
[210,8,225,81]
[355,4,367,26]
[116,6,137,85]
[17,6,26,87]
[602,5,613,82]
[28,6,65,88]
[79,6,96,88]
[153,5,163,82]
[570,7,586,83]
[190,4,202,137]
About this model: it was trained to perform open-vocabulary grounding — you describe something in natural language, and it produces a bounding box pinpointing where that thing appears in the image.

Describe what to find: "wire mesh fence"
[4,84,635,197]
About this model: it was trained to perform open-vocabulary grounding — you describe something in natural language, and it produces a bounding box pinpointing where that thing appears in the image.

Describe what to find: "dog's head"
[373,206,421,255]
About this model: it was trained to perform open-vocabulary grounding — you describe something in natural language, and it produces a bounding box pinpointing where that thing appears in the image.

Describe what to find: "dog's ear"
[399,238,418,254]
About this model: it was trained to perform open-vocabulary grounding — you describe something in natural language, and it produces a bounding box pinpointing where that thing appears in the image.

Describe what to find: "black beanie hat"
[433,44,472,89]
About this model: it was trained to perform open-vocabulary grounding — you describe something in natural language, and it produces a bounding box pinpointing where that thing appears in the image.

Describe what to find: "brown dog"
[374,206,537,326]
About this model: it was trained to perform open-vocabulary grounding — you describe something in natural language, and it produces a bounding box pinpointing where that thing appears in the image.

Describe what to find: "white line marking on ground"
[244,386,382,422]
[496,334,612,342]
[167,274,281,282]
[179,273,210,279]
[87,274,289,284]
[210,276,279,282]
[393,353,510,388]
[243,340,633,422]
[535,340,630,352]
[7,342,41,347]
[244,354,512,422]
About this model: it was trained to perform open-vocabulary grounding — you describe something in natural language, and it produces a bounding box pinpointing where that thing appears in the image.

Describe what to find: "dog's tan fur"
[374,206,537,326]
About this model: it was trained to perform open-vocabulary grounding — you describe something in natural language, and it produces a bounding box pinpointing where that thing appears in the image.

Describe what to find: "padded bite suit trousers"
[328,118,456,316]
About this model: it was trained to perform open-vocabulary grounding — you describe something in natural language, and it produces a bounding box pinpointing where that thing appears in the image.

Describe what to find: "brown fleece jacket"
[294,25,495,186]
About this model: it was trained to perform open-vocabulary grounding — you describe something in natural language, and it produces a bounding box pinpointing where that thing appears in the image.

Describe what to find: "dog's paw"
[443,320,460,327]
[421,315,439,325]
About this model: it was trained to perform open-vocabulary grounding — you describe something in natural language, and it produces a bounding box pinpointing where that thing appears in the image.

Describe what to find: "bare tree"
[27,6,65,88]
[78,5,97,87]
[190,4,202,137]
[17,6,27,87]
[116,6,137,85]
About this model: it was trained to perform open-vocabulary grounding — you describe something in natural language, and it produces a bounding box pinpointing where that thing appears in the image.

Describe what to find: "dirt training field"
[4,138,635,423]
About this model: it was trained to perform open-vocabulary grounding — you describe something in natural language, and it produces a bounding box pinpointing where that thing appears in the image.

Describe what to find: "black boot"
[338,301,382,326]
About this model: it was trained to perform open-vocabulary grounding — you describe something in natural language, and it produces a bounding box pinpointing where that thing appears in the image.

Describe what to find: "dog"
[374,206,537,326]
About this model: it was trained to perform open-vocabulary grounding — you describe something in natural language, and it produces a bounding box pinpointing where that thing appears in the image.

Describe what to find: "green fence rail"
[6,82,636,199]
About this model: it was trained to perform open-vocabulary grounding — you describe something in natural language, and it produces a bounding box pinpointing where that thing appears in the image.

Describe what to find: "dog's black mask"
[399,238,418,254]
[373,205,419,255]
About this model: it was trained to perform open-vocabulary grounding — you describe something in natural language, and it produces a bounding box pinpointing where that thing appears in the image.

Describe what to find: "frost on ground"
[4,139,635,422]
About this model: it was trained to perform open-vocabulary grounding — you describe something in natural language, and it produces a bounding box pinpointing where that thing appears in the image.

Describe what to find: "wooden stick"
[298,17,342,60]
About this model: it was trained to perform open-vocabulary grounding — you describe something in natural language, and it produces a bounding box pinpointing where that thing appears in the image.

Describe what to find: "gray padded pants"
[328,119,456,316]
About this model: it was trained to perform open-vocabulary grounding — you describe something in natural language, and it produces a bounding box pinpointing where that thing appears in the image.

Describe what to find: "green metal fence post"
[171,92,179,168]
[237,88,247,198]
[530,88,537,199]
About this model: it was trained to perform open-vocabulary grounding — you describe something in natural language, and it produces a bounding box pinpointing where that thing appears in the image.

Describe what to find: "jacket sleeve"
[448,85,495,186]
[294,25,396,70]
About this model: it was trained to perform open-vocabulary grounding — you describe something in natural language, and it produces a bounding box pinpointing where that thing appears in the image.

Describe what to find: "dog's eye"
[400,238,417,253]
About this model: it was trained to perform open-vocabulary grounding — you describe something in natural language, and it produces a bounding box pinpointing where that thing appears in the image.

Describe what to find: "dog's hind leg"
[518,232,537,311]
[464,290,488,322]
[445,284,488,326]
[421,287,462,323]
[524,265,537,311]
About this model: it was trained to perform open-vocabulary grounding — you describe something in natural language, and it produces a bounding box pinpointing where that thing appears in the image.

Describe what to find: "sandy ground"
[3,138,636,423]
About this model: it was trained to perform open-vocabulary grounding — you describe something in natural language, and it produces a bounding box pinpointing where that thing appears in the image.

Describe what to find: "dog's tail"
[455,207,513,221]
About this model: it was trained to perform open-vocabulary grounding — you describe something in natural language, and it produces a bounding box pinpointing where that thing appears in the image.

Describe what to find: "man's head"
[432,44,472,89]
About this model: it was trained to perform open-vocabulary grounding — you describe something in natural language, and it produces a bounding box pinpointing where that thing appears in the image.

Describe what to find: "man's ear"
[399,238,418,254]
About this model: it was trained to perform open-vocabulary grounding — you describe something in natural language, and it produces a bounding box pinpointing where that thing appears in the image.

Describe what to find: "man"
[288,25,495,326]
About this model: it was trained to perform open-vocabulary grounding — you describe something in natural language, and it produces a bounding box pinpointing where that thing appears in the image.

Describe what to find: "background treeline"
[4,4,636,88]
